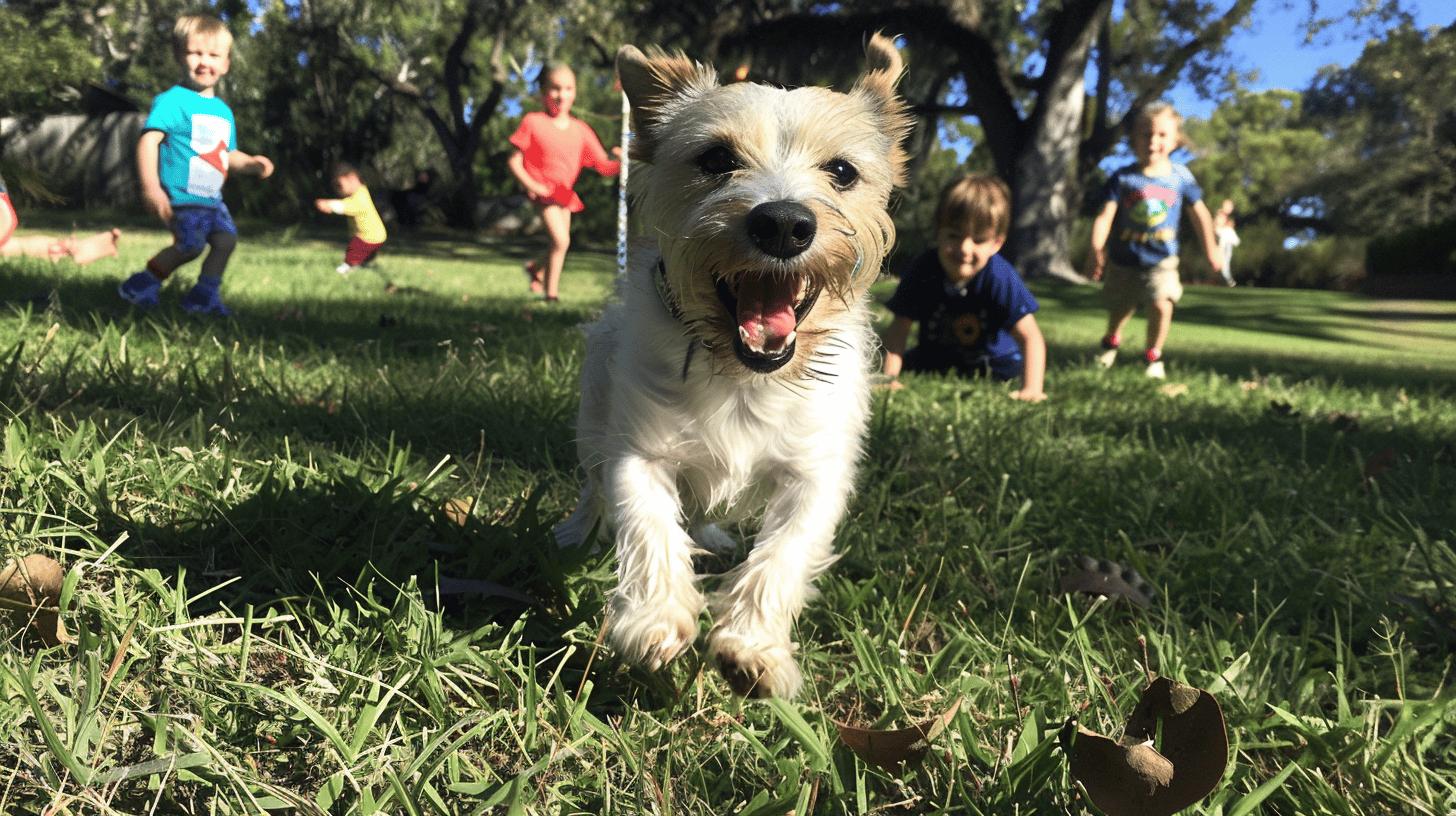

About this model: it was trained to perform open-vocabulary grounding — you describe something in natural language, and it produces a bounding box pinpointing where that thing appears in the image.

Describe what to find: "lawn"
[2,218,1454,814]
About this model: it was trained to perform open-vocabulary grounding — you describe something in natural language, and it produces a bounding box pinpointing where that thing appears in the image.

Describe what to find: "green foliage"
[1,225,1455,811]
[1183,221,1366,290]
[1184,90,1328,221]
[1303,23,1456,233]
[1366,215,1456,278]
[0,6,99,115]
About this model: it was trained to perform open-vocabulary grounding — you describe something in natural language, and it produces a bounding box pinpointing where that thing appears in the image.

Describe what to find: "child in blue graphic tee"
[881,175,1047,401]
[118,14,273,316]
[1087,102,1221,378]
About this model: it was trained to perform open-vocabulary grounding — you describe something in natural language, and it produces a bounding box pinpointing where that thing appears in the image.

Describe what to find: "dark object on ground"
[1059,555,1156,607]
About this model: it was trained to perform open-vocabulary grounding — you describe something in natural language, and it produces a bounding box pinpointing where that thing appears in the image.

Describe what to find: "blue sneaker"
[181,280,232,317]
[118,271,162,308]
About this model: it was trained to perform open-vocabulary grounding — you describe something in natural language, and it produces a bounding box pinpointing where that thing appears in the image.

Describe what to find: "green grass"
[2,217,1454,814]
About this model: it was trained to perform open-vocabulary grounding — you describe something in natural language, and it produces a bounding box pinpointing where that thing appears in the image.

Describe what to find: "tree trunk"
[1006,0,1108,282]
[1008,73,1088,282]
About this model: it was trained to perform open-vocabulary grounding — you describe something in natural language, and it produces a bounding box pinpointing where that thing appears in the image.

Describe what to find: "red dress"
[0,192,16,250]
[509,112,620,213]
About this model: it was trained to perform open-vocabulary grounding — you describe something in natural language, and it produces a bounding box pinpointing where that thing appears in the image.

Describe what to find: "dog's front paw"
[608,594,701,670]
[708,628,803,699]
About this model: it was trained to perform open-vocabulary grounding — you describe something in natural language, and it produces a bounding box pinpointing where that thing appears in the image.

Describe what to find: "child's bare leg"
[1095,304,1137,367]
[524,258,545,293]
[540,204,571,300]
[63,229,122,265]
[1,235,66,262]
[1104,305,1136,343]
[1146,298,1174,356]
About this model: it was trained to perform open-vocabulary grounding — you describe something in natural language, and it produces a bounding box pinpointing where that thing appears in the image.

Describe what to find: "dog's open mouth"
[715,273,821,373]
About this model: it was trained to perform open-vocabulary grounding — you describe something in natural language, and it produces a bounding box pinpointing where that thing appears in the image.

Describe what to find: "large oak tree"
[624,0,1265,281]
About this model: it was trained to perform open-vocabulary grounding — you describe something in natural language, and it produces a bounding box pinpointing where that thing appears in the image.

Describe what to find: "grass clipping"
[0,554,73,646]
[1061,677,1227,816]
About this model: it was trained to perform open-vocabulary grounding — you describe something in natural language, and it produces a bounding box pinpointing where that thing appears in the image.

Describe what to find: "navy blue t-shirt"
[1102,163,1203,268]
[885,250,1039,380]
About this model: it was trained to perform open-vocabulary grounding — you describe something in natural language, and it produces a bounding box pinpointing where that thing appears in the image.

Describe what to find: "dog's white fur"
[555,36,910,698]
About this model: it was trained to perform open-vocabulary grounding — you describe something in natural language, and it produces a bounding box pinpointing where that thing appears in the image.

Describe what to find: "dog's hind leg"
[553,480,602,549]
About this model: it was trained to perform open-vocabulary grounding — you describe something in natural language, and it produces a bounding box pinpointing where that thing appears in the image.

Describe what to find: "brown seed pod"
[1061,677,1227,816]
[0,554,74,646]
[834,698,961,770]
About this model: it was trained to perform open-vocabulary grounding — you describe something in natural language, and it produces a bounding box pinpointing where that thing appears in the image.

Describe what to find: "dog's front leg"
[709,472,848,698]
[605,455,704,670]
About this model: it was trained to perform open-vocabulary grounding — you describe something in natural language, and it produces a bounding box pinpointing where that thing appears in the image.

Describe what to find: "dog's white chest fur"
[589,252,873,523]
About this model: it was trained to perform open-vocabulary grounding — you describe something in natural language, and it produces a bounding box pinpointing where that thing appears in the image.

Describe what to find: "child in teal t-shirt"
[117,14,273,316]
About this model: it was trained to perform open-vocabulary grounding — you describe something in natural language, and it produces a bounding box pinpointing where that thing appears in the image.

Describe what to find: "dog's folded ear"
[617,45,718,163]
[853,33,913,186]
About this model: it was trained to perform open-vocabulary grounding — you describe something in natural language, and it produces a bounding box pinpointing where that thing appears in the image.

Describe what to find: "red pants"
[344,237,383,267]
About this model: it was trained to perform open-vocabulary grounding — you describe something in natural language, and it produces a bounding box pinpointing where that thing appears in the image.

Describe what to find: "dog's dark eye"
[696,145,742,176]
[823,158,859,190]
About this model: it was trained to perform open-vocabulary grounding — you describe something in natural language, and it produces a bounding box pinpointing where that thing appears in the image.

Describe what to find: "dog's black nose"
[747,201,817,259]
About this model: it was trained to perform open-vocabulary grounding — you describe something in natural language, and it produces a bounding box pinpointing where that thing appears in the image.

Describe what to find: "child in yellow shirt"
[314,162,386,275]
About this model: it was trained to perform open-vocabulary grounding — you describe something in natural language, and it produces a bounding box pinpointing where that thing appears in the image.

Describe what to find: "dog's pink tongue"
[737,276,798,352]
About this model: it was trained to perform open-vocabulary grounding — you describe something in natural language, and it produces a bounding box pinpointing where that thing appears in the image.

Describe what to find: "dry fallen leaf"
[443,497,474,526]
[834,698,962,770]
[1059,555,1156,607]
[1062,677,1227,816]
[0,554,74,646]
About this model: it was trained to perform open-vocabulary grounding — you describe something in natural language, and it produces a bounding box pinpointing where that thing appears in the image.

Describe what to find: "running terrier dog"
[555,34,910,698]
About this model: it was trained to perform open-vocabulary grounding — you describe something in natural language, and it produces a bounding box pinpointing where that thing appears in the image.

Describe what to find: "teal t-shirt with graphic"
[144,85,236,208]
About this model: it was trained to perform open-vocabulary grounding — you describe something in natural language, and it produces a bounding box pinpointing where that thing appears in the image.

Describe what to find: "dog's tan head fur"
[618,34,911,379]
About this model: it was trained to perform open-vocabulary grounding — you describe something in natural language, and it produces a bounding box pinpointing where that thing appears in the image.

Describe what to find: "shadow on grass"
[1047,337,1456,390]
[100,469,682,710]
[1035,280,1456,373]
[857,365,1456,654]
[0,261,594,468]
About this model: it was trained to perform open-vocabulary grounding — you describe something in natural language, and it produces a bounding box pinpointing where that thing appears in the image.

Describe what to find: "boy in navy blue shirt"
[881,174,1046,401]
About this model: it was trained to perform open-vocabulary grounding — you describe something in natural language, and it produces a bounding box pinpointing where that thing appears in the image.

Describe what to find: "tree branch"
[725,4,1025,177]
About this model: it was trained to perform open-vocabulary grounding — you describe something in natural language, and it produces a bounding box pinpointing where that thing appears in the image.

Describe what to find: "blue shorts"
[171,204,236,254]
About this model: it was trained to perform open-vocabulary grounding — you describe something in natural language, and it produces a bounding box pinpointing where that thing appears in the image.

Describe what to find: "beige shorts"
[1102,257,1183,311]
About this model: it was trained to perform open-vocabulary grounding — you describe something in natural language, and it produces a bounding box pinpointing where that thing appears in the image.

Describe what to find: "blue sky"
[1170,0,1454,119]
